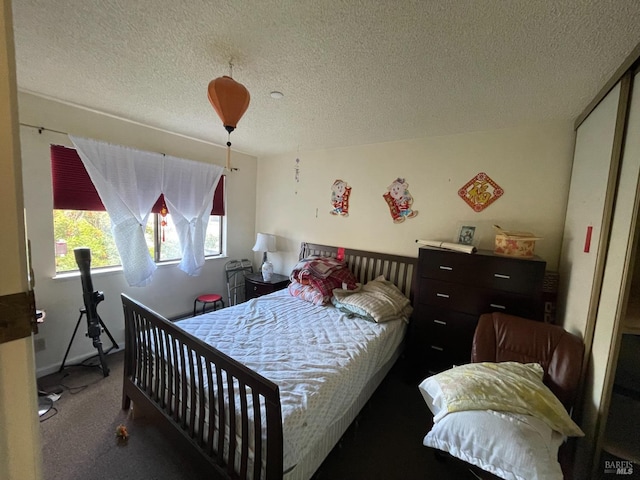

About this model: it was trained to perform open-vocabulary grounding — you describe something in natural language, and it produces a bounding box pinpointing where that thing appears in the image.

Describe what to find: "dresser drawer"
[411,305,477,372]
[419,306,478,347]
[419,248,482,283]
[423,330,475,366]
[247,282,274,297]
[414,305,478,346]
[409,336,473,376]
[245,273,289,300]
[418,247,546,295]
[418,279,543,319]
[477,256,545,295]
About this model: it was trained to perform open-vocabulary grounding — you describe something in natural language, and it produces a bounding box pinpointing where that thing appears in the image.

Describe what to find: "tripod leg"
[98,315,119,350]
[86,311,109,377]
[59,310,84,372]
[93,336,109,377]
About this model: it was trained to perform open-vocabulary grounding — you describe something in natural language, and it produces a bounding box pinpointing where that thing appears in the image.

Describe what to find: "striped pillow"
[332,275,412,323]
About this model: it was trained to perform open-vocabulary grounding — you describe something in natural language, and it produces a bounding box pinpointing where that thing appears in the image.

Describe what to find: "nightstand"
[245,272,290,300]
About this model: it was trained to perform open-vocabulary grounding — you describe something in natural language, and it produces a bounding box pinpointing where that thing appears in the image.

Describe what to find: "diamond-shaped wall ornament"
[458,172,504,212]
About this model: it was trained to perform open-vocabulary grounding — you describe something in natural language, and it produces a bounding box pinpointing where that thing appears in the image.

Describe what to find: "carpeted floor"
[37,349,477,480]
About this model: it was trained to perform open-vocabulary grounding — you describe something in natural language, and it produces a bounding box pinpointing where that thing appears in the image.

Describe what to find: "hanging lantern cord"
[224,126,239,171]
[226,133,231,171]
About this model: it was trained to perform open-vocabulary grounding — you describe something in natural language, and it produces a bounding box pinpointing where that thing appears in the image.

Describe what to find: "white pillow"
[331,275,412,323]
[423,409,564,480]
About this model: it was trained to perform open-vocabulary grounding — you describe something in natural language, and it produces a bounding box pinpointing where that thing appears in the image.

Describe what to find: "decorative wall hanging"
[458,172,503,212]
[330,179,351,216]
[160,204,168,242]
[207,61,250,171]
[294,157,300,195]
[383,177,418,223]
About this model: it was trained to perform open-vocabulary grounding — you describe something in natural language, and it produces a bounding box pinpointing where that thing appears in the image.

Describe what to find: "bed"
[121,242,417,480]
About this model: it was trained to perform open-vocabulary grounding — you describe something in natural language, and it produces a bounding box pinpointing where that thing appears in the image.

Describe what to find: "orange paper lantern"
[208,75,250,169]
[208,76,250,132]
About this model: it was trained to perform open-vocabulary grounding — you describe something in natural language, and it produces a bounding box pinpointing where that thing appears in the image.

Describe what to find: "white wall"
[256,122,576,278]
[18,92,258,376]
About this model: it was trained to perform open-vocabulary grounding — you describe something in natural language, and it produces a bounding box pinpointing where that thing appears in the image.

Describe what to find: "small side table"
[245,273,289,300]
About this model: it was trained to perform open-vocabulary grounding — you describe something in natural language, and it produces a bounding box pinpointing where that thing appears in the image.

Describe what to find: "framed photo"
[452,219,497,249]
[456,225,476,245]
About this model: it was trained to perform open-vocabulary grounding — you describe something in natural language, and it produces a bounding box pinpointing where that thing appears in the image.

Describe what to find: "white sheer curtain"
[70,136,162,286]
[70,136,222,286]
[162,155,223,276]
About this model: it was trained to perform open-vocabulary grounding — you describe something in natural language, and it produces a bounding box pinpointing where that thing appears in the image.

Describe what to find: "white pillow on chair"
[418,362,583,480]
[423,409,565,480]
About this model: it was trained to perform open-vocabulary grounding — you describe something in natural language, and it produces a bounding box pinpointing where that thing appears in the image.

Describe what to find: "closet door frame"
[560,76,629,347]
[589,65,640,478]
[560,71,632,479]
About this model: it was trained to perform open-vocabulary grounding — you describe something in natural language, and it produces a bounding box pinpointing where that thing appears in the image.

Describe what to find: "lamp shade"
[207,76,250,133]
[252,233,276,253]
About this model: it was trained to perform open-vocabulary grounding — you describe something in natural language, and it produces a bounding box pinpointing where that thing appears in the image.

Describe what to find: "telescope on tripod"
[59,247,119,377]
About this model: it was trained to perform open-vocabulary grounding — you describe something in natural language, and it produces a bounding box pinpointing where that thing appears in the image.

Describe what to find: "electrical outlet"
[34,338,46,352]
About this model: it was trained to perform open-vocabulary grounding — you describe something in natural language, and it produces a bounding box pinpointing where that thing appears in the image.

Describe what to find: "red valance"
[51,144,225,215]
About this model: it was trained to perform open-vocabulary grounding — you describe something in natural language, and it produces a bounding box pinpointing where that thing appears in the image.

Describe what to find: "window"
[53,210,125,272]
[51,145,224,274]
[153,213,222,263]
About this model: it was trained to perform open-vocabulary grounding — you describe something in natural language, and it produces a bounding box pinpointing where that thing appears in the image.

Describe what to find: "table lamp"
[252,233,277,281]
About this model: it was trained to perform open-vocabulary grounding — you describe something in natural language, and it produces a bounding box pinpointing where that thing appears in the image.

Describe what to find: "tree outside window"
[54,210,221,273]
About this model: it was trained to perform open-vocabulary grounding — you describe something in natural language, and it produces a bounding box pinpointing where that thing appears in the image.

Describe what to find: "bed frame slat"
[226,374,237,477]
[171,337,180,421]
[239,383,249,479]
[188,349,197,437]
[252,389,263,479]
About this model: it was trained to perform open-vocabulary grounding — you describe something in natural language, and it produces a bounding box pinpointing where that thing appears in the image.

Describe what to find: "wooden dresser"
[411,246,546,376]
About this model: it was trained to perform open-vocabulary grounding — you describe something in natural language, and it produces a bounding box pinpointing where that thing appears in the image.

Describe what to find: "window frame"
[51,144,225,274]
[152,212,223,263]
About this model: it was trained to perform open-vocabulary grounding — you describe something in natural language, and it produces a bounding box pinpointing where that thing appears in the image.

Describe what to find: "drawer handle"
[436,293,450,298]
[439,265,453,271]
[430,345,444,351]
[490,303,506,310]
[433,319,447,325]
[494,273,511,279]
[253,286,258,291]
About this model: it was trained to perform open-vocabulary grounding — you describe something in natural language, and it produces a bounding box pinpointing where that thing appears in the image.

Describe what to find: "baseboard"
[167,310,194,322]
[36,347,122,378]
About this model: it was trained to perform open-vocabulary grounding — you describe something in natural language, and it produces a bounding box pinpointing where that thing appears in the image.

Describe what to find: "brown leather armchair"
[470,312,585,478]
[472,312,584,412]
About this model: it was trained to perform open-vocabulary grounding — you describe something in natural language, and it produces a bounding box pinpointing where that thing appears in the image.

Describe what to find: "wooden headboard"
[299,242,418,300]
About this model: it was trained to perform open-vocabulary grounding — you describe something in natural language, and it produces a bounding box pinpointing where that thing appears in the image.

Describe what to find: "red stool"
[193,293,224,316]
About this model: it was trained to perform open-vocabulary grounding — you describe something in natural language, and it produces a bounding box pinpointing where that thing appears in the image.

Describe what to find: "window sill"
[53,255,227,281]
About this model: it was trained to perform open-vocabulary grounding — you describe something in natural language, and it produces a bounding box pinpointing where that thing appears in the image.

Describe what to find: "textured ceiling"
[11,0,640,157]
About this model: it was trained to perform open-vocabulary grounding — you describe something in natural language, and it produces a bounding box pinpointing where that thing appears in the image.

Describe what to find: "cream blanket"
[419,362,584,437]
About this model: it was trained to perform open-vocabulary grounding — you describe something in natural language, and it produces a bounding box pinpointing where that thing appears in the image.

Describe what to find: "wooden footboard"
[121,294,283,480]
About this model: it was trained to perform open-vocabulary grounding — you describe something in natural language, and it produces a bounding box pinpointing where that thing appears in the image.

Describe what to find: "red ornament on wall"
[458,172,503,212]
[160,205,168,242]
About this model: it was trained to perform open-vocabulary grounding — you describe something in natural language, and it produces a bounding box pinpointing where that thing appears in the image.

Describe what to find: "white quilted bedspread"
[174,289,406,472]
